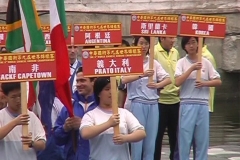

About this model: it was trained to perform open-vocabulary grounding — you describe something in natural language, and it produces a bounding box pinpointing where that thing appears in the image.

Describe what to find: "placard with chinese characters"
[0,25,7,47]
[74,23,122,46]
[82,47,143,77]
[0,52,56,82]
[130,14,178,37]
[179,14,226,38]
[41,25,72,46]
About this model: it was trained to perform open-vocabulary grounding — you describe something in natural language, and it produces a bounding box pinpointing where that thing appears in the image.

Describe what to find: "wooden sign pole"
[21,82,29,150]
[110,76,120,135]
[94,46,120,135]
[197,37,203,81]
[148,37,155,83]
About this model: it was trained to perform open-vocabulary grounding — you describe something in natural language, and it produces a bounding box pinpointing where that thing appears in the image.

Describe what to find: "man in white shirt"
[0,82,46,160]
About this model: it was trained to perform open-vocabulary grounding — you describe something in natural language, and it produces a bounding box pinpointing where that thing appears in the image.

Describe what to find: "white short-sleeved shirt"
[175,56,220,104]
[126,57,169,102]
[80,107,144,160]
[0,108,46,160]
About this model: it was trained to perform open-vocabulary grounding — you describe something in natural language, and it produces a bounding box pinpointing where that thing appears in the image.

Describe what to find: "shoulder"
[202,57,212,65]
[77,60,82,65]
[85,107,99,116]
[153,59,161,66]
[119,108,131,116]
[0,108,7,118]
[28,110,41,123]
[0,108,6,114]
[171,47,179,54]
[177,57,186,63]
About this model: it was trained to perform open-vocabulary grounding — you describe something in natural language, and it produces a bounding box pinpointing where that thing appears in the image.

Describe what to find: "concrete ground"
[161,145,240,160]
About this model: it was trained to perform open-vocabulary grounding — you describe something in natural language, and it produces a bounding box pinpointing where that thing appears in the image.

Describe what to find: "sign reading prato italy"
[81,47,143,77]
[73,23,122,46]
[0,52,56,82]
[179,14,226,38]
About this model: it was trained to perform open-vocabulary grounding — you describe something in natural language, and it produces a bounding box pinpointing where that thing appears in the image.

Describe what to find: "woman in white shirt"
[80,77,146,160]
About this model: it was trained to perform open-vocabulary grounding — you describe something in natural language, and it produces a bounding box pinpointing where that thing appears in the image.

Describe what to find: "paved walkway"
[161,145,240,160]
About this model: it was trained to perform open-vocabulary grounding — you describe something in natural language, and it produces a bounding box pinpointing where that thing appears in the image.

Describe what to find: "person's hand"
[71,116,82,130]
[191,62,202,71]
[14,114,29,126]
[147,82,158,89]
[113,134,127,145]
[143,69,154,77]
[195,80,206,88]
[21,132,33,147]
[107,114,120,127]
[63,117,73,132]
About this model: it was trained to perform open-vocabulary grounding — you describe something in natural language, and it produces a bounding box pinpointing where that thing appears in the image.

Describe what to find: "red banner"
[130,14,178,37]
[179,14,226,38]
[0,25,7,47]
[82,47,143,77]
[0,52,56,82]
[74,23,122,46]
[41,25,72,46]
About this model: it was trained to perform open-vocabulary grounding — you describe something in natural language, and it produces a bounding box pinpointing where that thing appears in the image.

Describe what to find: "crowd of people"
[0,36,221,160]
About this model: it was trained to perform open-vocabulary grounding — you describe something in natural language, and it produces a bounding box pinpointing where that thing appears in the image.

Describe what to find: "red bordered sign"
[82,47,143,77]
[130,14,178,37]
[0,52,56,82]
[73,23,122,46]
[0,25,7,47]
[179,14,226,38]
[41,25,72,46]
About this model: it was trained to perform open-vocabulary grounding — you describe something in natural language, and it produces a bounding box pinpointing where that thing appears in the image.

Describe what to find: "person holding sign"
[80,77,146,160]
[0,82,46,160]
[122,36,171,160]
[54,67,97,160]
[153,37,180,160]
[175,36,222,160]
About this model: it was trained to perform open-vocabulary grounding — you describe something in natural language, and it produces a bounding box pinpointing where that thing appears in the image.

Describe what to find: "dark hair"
[133,36,150,55]
[181,36,199,53]
[114,39,130,47]
[67,45,77,49]
[1,82,20,95]
[203,38,206,45]
[76,66,95,82]
[1,47,7,53]
[76,66,83,74]
[122,39,130,47]
[93,77,110,105]
[82,46,95,49]
[158,37,167,43]
[133,36,150,46]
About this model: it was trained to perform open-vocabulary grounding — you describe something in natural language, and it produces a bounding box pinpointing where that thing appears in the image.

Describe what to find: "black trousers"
[154,102,180,160]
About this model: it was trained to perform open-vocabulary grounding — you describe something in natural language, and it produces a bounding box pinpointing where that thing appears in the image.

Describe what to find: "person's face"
[76,72,94,96]
[6,89,21,111]
[68,46,78,60]
[99,83,111,106]
[160,37,175,50]
[137,37,150,56]
[184,37,198,55]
